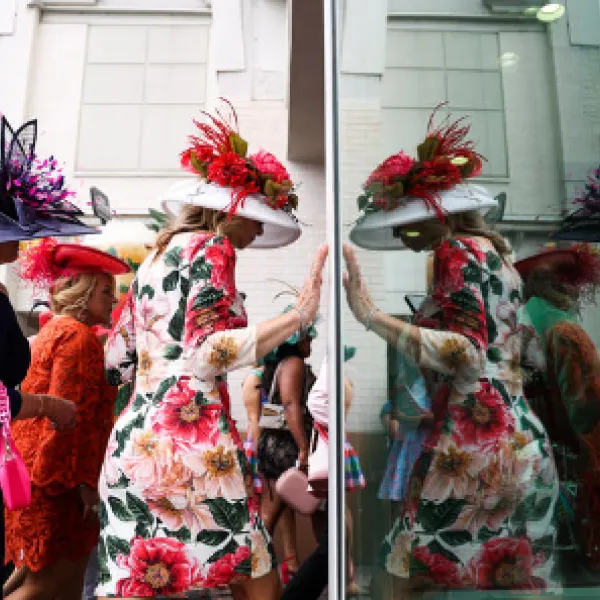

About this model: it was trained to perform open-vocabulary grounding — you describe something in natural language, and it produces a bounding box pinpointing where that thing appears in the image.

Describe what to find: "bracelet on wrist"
[365,306,380,332]
[292,305,307,334]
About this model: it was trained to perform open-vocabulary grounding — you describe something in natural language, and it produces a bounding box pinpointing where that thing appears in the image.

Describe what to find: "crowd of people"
[0,101,599,600]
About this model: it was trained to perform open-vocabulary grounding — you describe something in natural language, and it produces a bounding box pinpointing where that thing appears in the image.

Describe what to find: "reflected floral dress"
[380,238,560,592]
[96,232,275,597]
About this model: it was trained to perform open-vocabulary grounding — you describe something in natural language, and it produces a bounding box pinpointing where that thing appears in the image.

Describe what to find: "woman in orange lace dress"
[4,241,130,600]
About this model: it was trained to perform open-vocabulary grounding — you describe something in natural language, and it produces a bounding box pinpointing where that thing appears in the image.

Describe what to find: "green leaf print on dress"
[98,233,275,596]
[196,530,230,546]
[379,238,560,592]
[205,498,249,534]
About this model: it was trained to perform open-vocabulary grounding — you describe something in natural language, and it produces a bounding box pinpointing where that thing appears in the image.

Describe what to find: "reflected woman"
[344,107,560,597]
[516,245,600,586]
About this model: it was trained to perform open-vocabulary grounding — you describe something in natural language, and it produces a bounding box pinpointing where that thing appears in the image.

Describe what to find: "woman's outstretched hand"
[295,244,329,326]
[343,243,378,326]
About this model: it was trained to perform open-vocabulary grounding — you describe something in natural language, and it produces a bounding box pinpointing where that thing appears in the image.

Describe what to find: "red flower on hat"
[181,146,217,173]
[208,153,259,194]
[19,237,61,289]
[181,99,298,216]
[358,103,485,220]
[366,152,415,188]
[250,150,291,184]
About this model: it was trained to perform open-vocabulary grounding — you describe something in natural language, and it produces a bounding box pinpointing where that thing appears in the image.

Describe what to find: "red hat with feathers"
[515,244,600,292]
[358,103,485,220]
[180,98,298,216]
[20,238,131,289]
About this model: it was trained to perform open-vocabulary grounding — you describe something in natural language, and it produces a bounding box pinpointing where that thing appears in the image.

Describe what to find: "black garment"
[257,363,313,480]
[281,513,328,600]
[0,292,31,595]
[0,293,30,416]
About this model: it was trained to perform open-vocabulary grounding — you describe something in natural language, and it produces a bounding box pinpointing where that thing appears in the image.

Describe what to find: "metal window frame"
[324,0,346,596]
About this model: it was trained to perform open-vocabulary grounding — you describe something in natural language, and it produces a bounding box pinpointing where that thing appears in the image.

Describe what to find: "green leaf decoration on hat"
[229,132,248,158]
[417,136,440,162]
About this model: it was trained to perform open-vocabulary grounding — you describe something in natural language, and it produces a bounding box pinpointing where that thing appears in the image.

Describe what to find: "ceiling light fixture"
[499,52,520,70]
[536,3,565,22]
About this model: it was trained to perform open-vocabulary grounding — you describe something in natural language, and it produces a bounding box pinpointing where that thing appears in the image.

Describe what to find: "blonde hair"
[50,273,104,319]
[449,211,511,258]
[155,205,245,255]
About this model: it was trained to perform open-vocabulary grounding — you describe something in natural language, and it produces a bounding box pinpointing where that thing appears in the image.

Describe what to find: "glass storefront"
[332,1,600,598]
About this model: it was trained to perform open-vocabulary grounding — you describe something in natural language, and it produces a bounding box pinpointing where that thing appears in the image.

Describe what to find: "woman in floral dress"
[345,107,560,597]
[96,101,327,600]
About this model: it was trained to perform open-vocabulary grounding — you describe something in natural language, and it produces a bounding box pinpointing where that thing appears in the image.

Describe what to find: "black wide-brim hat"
[0,204,99,243]
[0,116,99,243]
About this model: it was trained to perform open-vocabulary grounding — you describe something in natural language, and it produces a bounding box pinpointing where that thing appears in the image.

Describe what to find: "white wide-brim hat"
[161,180,301,249]
[349,184,497,251]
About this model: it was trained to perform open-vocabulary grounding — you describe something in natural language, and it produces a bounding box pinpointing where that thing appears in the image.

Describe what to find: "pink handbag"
[308,422,329,499]
[275,467,320,516]
[0,385,31,510]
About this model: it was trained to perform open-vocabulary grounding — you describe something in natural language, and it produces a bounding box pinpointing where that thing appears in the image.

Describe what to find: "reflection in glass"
[337,2,600,597]
[344,108,560,597]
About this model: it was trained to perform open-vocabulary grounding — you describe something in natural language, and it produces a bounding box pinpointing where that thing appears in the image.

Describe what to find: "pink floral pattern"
[450,382,515,448]
[151,379,221,450]
[381,238,559,593]
[466,538,546,590]
[98,233,274,596]
[116,538,200,596]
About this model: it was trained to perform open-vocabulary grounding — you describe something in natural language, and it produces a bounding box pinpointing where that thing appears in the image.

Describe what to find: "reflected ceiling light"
[536,3,565,22]
[499,52,520,70]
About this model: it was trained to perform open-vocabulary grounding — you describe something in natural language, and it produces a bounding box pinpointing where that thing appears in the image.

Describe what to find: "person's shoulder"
[180,231,235,262]
[49,316,97,344]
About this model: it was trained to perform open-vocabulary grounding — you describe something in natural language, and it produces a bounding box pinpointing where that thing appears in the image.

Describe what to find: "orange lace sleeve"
[25,320,111,493]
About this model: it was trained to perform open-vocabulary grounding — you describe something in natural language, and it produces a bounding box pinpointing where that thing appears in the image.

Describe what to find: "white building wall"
[0,0,326,429]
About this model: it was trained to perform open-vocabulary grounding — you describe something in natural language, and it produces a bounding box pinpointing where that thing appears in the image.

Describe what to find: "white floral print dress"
[96,232,275,597]
[381,238,560,593]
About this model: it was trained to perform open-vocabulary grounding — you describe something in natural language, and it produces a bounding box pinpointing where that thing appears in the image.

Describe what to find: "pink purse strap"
[0,383,11,429]
[0,384,13,459]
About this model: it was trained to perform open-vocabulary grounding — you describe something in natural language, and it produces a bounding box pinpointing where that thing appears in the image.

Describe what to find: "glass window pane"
[337,1,600,598]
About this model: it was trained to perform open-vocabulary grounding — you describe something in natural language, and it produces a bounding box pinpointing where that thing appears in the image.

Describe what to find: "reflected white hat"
[350,184,497,251]
[348,104,497,251]
[161,180,301,249]
[166,99,301,249]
